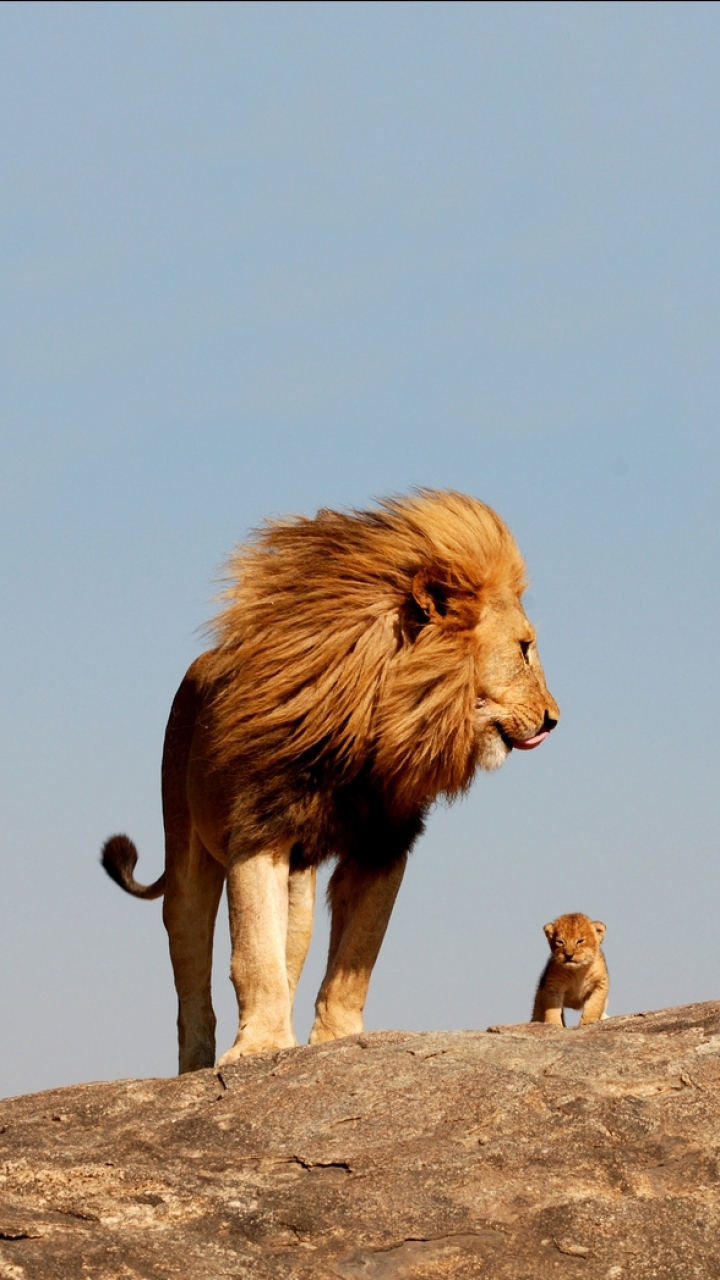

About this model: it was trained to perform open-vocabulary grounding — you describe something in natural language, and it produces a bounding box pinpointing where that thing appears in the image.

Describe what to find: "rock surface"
[1,1002,720,1279]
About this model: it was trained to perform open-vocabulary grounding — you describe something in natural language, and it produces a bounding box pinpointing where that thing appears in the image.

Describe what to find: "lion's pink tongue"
[509,731,550,750]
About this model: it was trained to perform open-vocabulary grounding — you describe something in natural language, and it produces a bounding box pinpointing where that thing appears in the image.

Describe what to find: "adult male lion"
[102,490,559,1072]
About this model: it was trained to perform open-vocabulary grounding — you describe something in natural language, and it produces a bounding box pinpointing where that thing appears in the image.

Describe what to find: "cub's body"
[532,912,608,1026]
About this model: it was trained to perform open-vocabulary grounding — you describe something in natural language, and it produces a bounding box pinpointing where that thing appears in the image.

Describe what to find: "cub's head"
[543,913,606,968]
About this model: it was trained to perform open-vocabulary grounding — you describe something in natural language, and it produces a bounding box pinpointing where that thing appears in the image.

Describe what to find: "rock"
[1,1002,720,1278]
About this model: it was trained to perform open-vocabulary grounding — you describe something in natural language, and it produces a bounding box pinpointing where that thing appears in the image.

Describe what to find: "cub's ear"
[543,922,555,941]
[411,569,480,629]
[592,921,606,941]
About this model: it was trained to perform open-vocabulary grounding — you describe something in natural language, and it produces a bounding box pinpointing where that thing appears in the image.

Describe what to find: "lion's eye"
[576,939,584,946]
[520,639,531,662]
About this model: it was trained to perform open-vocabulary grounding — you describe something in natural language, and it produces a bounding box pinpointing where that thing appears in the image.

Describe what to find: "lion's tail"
[101,834,166,900]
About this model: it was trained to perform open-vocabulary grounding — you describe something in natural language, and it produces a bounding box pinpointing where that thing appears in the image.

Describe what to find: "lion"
[532,913,609,1026]
[102,489,559,1072]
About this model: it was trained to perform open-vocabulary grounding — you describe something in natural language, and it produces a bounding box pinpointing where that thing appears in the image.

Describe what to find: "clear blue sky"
[1,0,719,1098]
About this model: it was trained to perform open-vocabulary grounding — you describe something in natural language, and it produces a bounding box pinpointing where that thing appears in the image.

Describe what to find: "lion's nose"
[542,710,558,733]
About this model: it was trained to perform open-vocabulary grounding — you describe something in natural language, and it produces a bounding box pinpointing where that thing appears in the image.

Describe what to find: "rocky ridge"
[1,1001,720,1278]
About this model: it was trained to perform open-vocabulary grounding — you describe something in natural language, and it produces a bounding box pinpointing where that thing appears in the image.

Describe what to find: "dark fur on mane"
[200,491,526,836]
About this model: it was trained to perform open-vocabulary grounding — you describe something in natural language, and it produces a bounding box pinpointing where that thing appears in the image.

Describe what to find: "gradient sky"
[1,0,719,1099]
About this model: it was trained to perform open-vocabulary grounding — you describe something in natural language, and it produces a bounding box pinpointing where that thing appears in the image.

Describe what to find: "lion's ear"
[412,571,448,623]
[543,922,555,941]
[411,570,480,630]
[592,921,606,942]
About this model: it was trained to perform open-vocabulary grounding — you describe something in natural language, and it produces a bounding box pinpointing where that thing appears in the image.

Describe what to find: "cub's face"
[543,913,606,968]
[473,591,560,771]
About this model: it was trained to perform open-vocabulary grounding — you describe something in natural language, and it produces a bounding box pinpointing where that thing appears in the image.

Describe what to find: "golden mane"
[204,489,527,812]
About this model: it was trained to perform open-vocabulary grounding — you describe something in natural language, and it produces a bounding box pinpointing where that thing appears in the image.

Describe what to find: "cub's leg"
[310,853,407,1044]
[219,842,297,1063]
[163,829,225,1073]
[579,980,609,1025]
[286,865,317,1005]
[531,981,566,1026]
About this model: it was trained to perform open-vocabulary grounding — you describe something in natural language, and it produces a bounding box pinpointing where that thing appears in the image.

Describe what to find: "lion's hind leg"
[163,829,225,1073]
[219,841,298,1063]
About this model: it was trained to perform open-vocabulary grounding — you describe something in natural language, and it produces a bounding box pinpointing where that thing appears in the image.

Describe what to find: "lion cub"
[532,913,608,1026]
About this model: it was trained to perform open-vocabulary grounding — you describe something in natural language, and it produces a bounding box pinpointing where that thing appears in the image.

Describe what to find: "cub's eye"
[576,939,585,946]
[555,938,564,947]
[519,639,531,663]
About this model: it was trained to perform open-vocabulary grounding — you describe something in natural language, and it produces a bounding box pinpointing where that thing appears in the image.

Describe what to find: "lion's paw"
[218,1030,297,1064]
[309,1014,364,1044]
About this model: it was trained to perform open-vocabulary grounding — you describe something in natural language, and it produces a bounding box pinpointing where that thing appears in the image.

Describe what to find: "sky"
[1,0,719,1100]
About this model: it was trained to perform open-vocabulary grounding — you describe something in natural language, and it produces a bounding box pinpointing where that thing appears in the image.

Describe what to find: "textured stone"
[1,1003,720,1278]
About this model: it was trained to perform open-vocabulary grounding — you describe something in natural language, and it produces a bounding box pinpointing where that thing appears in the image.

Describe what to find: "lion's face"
[209,490,559,811]
[472,590,559,771]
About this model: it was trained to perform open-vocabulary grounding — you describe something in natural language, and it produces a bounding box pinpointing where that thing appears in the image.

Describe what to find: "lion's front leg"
[286,865,316,1004]
[219,842,297,1063]
[310,854,407,1044]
